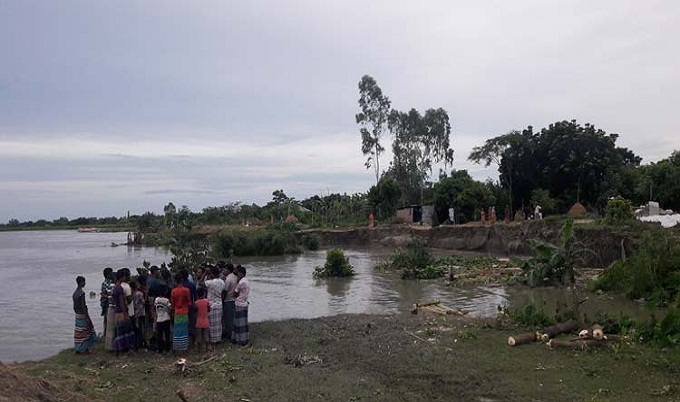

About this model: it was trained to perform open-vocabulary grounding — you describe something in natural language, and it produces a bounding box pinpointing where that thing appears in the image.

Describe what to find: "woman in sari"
[73,276,97,354]
[171,272,191,353]
[112,269,136,354]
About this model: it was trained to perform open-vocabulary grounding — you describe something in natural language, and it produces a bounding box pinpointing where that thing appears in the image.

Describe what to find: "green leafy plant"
[302,234,320,251]
[593,229,680,306]
[506,302,557,328]
[513,219,589,287]
[604,197,634,225]
[313,249,356,278]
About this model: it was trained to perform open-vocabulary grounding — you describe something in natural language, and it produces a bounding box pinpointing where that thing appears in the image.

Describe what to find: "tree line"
[358,75,680,222]
[4,75,679,228]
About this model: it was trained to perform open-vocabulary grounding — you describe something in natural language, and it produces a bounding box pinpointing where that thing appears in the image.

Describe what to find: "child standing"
[194,287,211,353]
[154,288,172,353]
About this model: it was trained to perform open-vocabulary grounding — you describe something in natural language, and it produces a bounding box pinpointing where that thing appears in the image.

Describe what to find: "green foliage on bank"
[604,197,635,225]
[313,249,355,278]
[513,219,590,287]
[505,302,557,328]
[212,227,302,258]
[593,230,680,306]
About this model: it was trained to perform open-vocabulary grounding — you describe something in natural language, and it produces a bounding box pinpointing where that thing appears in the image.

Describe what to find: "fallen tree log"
[546,339,607,350]
[508,332,540,346]
[539,320,580,342]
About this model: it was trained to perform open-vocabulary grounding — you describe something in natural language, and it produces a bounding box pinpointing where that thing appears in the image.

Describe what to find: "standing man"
[73,276,97,354]
[203,265,225,345]
[222,263,238,340]
[100,268,114,339]
[231,265,250,346]
[146,266,161,298]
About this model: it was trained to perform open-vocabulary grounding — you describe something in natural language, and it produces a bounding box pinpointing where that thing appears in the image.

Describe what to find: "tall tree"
[432,170,495,223]
[468,127,535,216]
[163,202,177,228]
[387,107,454,205]
[636,150,680,211]
[356,75,392,183]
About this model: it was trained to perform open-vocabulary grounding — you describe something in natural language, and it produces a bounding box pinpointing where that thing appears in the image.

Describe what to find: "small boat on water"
[77,227,101,233]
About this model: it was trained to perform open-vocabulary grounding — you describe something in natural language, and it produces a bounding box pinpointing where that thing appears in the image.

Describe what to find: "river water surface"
[0,230,651,362]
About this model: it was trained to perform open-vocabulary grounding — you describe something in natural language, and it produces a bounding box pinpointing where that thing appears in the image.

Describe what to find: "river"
[0,230,651,363]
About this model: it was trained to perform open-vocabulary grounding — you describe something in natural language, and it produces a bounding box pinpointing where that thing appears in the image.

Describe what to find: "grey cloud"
[0,0,678,221]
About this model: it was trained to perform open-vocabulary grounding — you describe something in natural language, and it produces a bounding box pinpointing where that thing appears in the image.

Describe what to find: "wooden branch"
[194,354,225,366]
[404,328,427,343]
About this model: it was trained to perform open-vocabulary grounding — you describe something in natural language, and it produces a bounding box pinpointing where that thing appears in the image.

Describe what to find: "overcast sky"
[1,1,678,222]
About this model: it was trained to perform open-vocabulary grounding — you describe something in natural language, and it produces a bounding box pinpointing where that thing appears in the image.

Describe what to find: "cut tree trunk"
[539,320,580,342]
[508,332,540,346]
[546,339,607,350]
[591,324,604,340]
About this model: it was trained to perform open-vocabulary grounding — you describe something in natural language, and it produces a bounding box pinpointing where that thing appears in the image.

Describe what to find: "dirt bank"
[8,313,679,402]
[302,221,632,267]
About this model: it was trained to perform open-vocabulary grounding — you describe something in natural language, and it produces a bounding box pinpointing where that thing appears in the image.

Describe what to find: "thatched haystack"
[568,202,587,216]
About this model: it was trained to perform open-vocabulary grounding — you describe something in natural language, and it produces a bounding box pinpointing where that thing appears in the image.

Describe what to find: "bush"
[388,237,433,271]
[506,302,557,328]
[211,228,301,258]
[593,229,680,306]
[379,237,445,280]
[604,197,634,225]
[313,249,356,278]
[595,310,680,347]
[401,265,447,280]
[512,219,584,287]
[302,234,320,251]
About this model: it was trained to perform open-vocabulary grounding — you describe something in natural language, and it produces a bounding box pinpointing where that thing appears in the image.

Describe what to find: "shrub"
[380,237,445,280]
[388,237,433,271]
[513,219,587,287]
[593,229,680,306]
[604,197,634,225]
[595,310,680,347]
[506,302,557,328]
[302,234,320,251]
[401,265,447,280]
[211,228,301,258]
[313,249,355,278]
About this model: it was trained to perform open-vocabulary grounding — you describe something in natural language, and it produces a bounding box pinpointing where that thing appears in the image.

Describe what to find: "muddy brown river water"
[0,230,652,362]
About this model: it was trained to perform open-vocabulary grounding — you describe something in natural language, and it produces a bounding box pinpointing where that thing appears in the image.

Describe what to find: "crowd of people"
[72,262,251,355]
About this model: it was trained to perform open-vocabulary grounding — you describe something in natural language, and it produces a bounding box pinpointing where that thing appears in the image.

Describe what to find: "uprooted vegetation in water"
[313,248,356,278]
[377,237,516,282]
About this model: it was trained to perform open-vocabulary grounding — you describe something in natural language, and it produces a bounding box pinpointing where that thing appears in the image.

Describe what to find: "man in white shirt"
[203,266,225,344]
[231,265,250,346]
